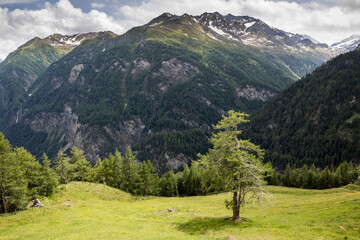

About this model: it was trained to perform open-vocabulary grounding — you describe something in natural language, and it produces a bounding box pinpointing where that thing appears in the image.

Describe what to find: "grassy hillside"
[1,182,359,239]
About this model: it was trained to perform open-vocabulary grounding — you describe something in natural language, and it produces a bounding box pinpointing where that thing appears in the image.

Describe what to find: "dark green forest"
[247,49,360,169]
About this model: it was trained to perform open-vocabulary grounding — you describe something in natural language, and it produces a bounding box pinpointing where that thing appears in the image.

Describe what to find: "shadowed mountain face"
[247,46,360,169]
[0,12,338,173]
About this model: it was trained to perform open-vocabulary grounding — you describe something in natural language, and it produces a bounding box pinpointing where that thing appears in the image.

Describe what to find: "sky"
[0,0,359,61]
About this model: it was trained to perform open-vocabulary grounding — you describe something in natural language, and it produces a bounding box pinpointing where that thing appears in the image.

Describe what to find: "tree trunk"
[232,191,240,221]
[1,184,7,213]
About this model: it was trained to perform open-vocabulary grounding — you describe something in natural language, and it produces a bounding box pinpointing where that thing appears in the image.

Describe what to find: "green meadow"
[1,182,359,240]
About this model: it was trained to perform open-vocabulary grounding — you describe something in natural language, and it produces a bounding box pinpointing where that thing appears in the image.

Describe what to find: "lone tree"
[198,110,266,221]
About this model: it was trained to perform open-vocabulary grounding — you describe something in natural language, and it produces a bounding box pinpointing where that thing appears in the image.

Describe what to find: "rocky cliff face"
[25,107,145,162]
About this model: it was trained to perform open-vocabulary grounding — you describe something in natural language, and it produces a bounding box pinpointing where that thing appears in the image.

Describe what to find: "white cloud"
[118,0,360,45]
[91,2,106,9]
[0,0,125,60]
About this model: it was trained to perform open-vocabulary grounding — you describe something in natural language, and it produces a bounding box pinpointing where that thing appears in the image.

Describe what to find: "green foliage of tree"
[39,154,58,196]
[120,147,140,194]
[263,162,280,185]
[265,161,359,189]
[159,169,178,197]
[198,110,266,221]
[138,160,159,196]
[101,151,122,189]
[0,133,28,213]
[54,150,71,191]
[92,158,106,184]
[177,164,190,195]
[69,147,92,182]
[13,147,42,198]
[183,164,203,196]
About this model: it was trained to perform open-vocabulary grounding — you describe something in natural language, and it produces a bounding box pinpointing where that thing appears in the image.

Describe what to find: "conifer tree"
[14,147,41,198]
[102,151,122,188]
[93,158,105,184]
[177,164,190,195]
[0,133,27,213]
[283,164,292,187]
[39,154,58,196]
[299,164,309,188]
[319,166,331,189]
[307,163,318,188]
[138,160,158,195]
[69,147,92,181]
[54,150,71,191]
[198,110,266,221]
[336,162,350,185]
[184,164,202,196]
[159,169,178,197]
[121,147,139,194]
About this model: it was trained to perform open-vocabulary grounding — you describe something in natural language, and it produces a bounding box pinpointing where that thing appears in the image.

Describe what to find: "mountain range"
[0,12,358,172]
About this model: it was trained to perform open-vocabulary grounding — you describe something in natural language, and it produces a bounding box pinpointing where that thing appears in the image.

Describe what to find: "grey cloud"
[0,0,38,5]
[334,0,360,9]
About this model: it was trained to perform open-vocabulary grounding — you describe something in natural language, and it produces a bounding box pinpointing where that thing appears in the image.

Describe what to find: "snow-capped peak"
[45,32,116,49]
[332,35,360,54]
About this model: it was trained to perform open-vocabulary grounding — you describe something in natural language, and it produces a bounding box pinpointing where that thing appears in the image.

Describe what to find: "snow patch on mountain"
[45,32,116,49]
[208,21,228,36]
[196,12,334,56]
[150,21,163,28]
[244,21,255,29]
[332,35,360,54]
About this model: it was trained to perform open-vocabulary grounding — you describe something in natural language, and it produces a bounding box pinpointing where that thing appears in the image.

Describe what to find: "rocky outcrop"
[25,105,146,163]
[68,64,84,83]
[131,58,151,76]
[158,58,200,83]
[164,152,188,172]
[235,85,276,101]
[154,58,200,93]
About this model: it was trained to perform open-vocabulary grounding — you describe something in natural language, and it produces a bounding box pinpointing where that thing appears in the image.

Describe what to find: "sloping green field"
[1,182,359,239]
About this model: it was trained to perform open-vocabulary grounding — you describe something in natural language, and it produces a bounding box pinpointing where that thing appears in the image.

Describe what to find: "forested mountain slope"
[247,45,360,169]
[0,32,116,129]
